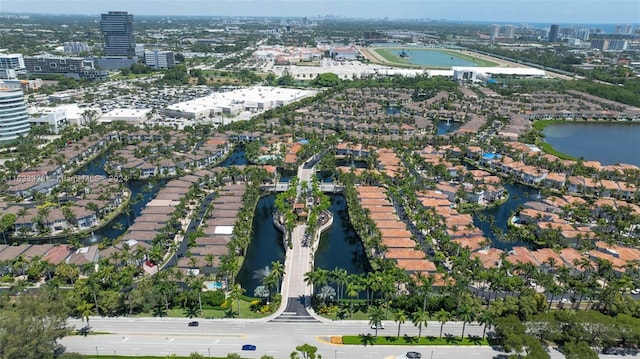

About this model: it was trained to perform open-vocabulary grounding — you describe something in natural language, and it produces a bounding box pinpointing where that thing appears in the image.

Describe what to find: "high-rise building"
[607,39,628,51]
[576,28,590,41]
[0,83,30,144]
[100,11,135,57]
[615,24,633,35]
[504,25,515,39]
[490,24,501,41]
[548,24,559,42]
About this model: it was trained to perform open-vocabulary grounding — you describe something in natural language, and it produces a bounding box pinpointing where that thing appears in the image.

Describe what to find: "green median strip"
[341,335,489,346]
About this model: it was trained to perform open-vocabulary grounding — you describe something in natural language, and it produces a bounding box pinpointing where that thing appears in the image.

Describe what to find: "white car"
[631,288,640,295]
[370,323,384,330]
[560,298,572,303]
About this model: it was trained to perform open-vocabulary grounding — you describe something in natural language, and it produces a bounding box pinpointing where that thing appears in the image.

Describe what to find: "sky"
[1,0,639,23]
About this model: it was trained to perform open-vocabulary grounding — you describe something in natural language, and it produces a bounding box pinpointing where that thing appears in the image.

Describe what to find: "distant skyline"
[1,0,639,23]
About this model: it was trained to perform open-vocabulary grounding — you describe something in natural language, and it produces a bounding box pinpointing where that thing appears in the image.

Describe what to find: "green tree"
[563,341,598,359]
[290,343,321,359]
[393,308,407,338]
[368,305,385,338]
[435,309,452,338]
[0,291,70,358]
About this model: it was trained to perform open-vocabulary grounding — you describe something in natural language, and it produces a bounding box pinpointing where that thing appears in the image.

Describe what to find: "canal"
[236,194,285,296]
[314,195,372,274]
[75,145,248,245]
[473,181,539,250]
[74,151,166,245]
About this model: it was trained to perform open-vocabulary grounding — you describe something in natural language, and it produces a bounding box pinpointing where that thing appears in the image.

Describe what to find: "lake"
[543,122,640,167]
[389,49,478,67]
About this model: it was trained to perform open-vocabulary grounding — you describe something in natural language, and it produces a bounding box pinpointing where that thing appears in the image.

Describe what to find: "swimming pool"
[205,281,224,290]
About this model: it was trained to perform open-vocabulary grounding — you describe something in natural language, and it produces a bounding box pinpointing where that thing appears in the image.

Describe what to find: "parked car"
[241,344,257,351]
[631,288,640,295]
[187,321,199,327]
[370,323,384,329]
[406,352,422,358]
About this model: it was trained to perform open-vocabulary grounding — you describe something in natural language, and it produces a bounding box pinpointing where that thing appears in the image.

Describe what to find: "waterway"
[436,120,461,135]
[74,145,249,245]
[543,122,640,167]
[314,195,372,275]
[473,182,538,250]
[74,151,166,245]
[389,49,478,67]
[219,146,248,167]
[236,195,285,296]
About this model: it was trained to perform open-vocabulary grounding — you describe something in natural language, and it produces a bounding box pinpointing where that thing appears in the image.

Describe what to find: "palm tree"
[457,306,475,340]
[229,284,245,317]
[393,308,407,338]
[411,310,429,338]
[77,301,94,331]
[477,310,494,339]
[368,305,385,338]
[435,309,452,338]
[270,261,285,292]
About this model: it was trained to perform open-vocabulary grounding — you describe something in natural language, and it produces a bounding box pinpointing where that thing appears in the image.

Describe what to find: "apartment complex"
[0,83,30,144]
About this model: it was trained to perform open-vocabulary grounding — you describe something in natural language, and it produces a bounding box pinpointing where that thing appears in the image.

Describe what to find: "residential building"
[504,25,515,39]
[144,50,175,69]
[576,28,590,41]
[0,83,30,144]
[100,11,135,57]
[490,24,501,41]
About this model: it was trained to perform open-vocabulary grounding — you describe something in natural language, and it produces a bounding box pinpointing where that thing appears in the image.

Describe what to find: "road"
[60,317,636,358]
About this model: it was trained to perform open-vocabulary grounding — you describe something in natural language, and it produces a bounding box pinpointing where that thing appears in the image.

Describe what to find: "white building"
[100,108,152,125]
[28,107,68,134]
[63,42,91,54]
[163,86,315,120]
[452,67,546,82]
[490,24,501,41]
[0,83,30,143]
[504,25,515,39]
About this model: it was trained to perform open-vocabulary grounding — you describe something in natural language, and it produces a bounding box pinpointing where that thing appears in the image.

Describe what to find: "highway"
[60,317,636,358]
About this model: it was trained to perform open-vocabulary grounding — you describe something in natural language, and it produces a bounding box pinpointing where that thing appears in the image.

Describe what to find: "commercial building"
[0,83,30,144]
[28,106,68,134]
[0,53,26,79]
[23,55,108,81]
[144,50,175,69]
[100,11,135,57]
[163,86,315,121]
[548,24,559,42]
[100,108,152,125]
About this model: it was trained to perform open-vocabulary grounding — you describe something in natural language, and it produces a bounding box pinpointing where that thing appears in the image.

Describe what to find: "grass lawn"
[137,298,271,320]
[532,119,566,131]
[82,356,245,359]
[341,335,489,346]
[438,49,498,67]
